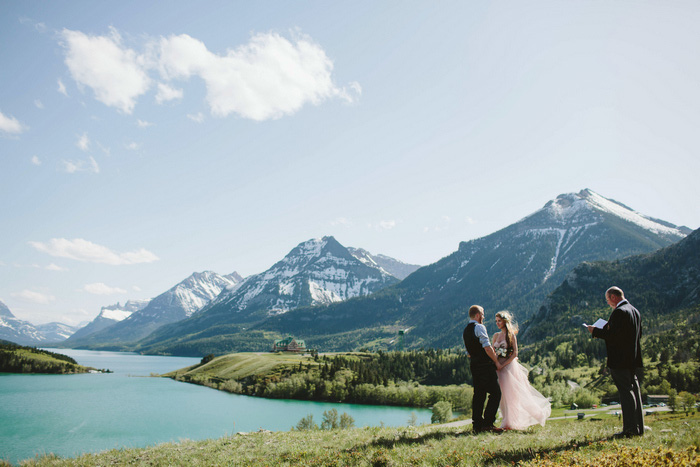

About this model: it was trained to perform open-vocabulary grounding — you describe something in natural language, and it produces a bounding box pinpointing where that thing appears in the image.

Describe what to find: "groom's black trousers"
[471,363,501,428]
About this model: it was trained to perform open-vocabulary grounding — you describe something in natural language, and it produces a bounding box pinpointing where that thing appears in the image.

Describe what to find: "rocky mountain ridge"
[65,271,242,348]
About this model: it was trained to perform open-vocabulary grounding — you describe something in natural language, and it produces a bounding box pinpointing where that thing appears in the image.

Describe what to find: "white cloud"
[0,110,27,135]
[29,238,159,265]
[31,155,41,166]
[370,220,397,231]
[132,285,142,292]
[76,132,90,151]
[83,282,127,295]
[465,217,476,225]
[46,263,67,271]
[34,99,44,109]
[424,215,453,232]
[338,81,362,104]
[96,142,111,155]
[187,112,204,123]
[11,290,55,304]
[125,141,140,151]
[330,217,352,227]
[57,79,68,96]
[137,119,153,128]
[58,28,355,121]
[155,82,183,104]
[61,27,151,114]
[158,31,353,120]
[61,155,99,174]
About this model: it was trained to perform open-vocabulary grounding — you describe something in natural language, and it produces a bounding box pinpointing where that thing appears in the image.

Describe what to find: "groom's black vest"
[463,322,493,368]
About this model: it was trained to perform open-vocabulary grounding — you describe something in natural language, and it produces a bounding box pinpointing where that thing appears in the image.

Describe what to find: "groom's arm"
[475,324,501,369]
[484,345,501,369]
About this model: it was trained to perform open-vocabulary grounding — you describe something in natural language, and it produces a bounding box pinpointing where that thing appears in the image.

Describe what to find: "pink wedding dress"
[494,338,551,430]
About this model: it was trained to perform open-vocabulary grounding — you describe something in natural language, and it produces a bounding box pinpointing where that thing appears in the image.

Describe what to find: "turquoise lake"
[0,349,432,465]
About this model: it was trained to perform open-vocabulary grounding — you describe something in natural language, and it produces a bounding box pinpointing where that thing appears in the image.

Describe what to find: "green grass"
[163,352,320,380]
[13,411,699,466]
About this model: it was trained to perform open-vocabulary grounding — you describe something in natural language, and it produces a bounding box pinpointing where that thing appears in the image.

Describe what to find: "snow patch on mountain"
[347,247,421,280]
[101,308,132,321]
[544,189,685,237]
[542,229,567,284]
[98,299,150,322]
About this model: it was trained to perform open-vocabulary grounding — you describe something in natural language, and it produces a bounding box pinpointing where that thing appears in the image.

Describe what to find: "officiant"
[587,286,644,438]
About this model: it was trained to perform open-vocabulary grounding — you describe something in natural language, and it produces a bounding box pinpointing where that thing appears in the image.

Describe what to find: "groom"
[463,305,503,433]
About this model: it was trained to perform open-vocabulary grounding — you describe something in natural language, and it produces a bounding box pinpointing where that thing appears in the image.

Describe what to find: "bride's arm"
[501,334,519,368]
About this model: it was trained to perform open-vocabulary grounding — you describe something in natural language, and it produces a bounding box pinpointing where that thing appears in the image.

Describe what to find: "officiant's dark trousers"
[471,364,501,429]
[611,367,644,435]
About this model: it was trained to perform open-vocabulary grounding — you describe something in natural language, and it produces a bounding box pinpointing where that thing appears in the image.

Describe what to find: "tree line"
[0,342,87,374]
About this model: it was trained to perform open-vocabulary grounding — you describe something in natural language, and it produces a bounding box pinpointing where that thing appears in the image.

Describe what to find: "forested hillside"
[517,228,700,399]
[0,341,94,374]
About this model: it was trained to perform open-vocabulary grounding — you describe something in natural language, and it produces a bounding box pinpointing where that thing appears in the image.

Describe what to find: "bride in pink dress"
[492,310,551,430]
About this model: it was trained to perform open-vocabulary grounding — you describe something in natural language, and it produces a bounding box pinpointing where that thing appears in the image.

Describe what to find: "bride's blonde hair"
[496,310,518,350]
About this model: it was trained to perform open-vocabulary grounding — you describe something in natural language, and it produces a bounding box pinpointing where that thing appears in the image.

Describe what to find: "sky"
[2,1,700,326]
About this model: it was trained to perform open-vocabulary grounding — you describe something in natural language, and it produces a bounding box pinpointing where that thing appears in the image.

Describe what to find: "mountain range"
[3,188,693,356]
[65,299,151,343]
[134,236,404,355]
[64,271,243,348]
[0,300,48,346]
[135,189,690,355]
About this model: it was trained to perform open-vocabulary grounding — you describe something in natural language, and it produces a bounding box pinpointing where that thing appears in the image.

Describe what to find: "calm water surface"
[0,349,431,464]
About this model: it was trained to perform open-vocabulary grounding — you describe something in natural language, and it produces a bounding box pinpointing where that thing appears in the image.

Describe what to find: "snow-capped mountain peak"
[540,189,686,237]
[65,271,243,347]
[0,300,46,345]
[98,299,150,322]
[167,271,242,317]
[201,236,399,320]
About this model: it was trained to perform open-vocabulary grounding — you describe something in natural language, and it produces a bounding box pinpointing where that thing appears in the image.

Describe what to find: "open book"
[583,318,607,329]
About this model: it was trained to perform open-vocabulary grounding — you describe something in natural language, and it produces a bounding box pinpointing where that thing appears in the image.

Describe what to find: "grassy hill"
[0,341,95,374]
[13,411,700,466]
[163,350,474,410]
[164,351,318,382]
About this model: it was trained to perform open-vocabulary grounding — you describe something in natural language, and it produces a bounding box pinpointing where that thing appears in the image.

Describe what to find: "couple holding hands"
[463,305,551,433]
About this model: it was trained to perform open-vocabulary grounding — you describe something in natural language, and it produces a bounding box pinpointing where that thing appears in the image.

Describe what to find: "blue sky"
[2,1,700,326]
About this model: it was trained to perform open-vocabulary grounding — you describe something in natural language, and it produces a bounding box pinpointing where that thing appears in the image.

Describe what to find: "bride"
[492,310,551,430]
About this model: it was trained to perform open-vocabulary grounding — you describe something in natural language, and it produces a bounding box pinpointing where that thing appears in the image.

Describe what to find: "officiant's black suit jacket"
[592,300,643,369]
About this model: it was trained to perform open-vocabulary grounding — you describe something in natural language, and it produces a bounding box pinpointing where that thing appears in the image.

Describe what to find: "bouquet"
[494,347,508,358]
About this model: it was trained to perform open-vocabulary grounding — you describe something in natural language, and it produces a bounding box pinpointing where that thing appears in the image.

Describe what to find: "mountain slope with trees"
[518,227,700,398]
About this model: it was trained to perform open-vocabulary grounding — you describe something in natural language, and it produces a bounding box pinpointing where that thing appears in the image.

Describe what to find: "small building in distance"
[647,394,670,405]
[272,336,306,353]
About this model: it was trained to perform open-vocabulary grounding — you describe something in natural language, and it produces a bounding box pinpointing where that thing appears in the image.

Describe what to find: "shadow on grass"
[347,427,610,465]
[349,425,515,452]
[480,435,610,465]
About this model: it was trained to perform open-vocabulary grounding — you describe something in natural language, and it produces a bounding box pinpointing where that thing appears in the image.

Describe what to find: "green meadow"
[13,411,699,466]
